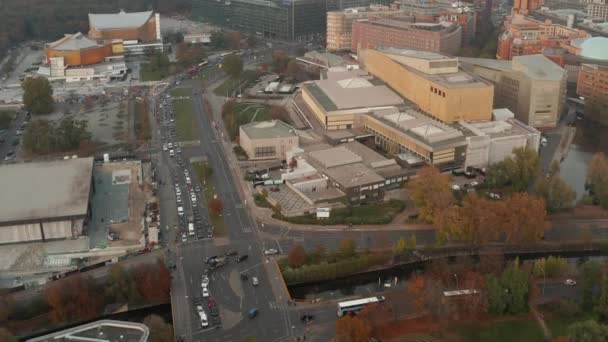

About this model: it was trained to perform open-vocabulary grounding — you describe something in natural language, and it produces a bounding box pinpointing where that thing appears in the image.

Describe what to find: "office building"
[575,37,608,124]
[351,15,462,54]
[326,5,397,51]
[459,54,567,128]
[239,120,299,160]
[360,47,494,123]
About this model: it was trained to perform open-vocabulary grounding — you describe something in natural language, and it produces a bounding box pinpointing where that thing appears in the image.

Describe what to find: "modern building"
[296,50,359,71]
[575,37,608,124]
[301,69,405,130]
[239,120,299,160]
[461,114,541,169]
[581,0,608,20]
[351,15,462,54]
[459,54,567,128]
[496,14,589,60]
[0,158,94,245]
[88,10,160,42]
[360,47,494,123]
[27,320,149,342]
[44,32,118,67]
[326,5,397,51]
[192,0,327,42]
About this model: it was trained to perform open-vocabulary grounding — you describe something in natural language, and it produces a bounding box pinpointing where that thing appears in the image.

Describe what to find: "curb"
[273,259,293,303]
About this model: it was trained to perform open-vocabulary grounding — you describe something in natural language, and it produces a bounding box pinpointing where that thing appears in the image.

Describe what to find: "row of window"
[430,86,446,97]
[254,146,276,157]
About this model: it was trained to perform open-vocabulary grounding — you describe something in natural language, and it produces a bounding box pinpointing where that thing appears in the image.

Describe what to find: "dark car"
[210,306,219,316]
[12,139,19,146]
[240,273,249,281]
[300,314,314,323]
[205,256,219,264]
[225,250,238,256]
[211,315,221,326]
[248,308,258,319]
[236,255,248,262]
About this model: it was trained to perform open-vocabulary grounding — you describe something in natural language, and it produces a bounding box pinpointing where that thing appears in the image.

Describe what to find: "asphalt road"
[0,110,26,161]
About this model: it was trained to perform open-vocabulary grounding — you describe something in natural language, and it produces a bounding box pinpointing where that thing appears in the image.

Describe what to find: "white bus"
[188,223,195,237]
[337,296,385,317]
[198,61,209,68]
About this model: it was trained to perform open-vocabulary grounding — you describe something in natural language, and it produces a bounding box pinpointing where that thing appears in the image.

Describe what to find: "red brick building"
[352,16,462,55]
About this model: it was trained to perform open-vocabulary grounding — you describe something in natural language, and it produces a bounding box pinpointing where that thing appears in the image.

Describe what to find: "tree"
[407,275,427,312]
[210,31,227,49]
[287,244,306,268]
[335,315,372,342]
[338,239,357,258]
[0,328,17,342]
[596,274,608,321]
[486,274,506,314]
[0,110,14,129]
[486,259,529,315]
[587,153,608,208]
[501,193,547,243]
[486,146,539,191]
[246,35,258,48]
[568,320,608,342]
[0,295,14,323]
[105,264,141,305]
[143,314,174,342]
[208,198,224,216]
[535,172,576,213]
[24,118,91,154]
[358,303,392,334]
[133,259,171,302]
[581,260,602,311]
[286,59,301,80]
[226,31,241,50]
[271,50,291,74]
[407,166,454,224]
[222,54,243,79]
[45,274,103,323]
[176,42,206,67]
[22,77,54,114]
[438,193,504,244]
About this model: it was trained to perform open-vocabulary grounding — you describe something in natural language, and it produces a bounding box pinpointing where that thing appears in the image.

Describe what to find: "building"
[575,37,608,124]
[360,47,494,123]
[461,114,541,169]
[88,10,160,42]
[296,51,359,71]
[44,32,118,67]
[582,0,608,20]
[0,158,94,245]
[192,0,327,42]
[301,69,405,130]
[351,15,462,54]
[27,320,149,342]
[496,14,589,60]
[239,120,299,160]
[184,33,211,44]
[326,5,397,51]
[512,0,544,15]
[459,54,567,128]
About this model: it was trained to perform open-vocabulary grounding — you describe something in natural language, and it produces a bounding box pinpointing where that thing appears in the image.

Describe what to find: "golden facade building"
[360,47,494,123]
[326,5,397,51]
[88,10,160,42]
[45,32,114,66]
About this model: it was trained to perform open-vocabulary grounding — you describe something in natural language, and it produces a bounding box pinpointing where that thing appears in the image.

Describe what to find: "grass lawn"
[453,315,577,342]
[281,199,405,225]
[192,161,226,237]
[213,70,259,97]
[140,67,163,81]
[171,88,197,141]
[224,102,272,140]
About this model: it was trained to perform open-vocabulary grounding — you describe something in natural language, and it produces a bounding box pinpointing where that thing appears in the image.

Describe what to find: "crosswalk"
[242,226,252,233]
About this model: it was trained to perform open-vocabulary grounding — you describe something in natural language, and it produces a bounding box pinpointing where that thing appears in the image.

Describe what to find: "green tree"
[568,320,608,342]
[501,259,529,314]
[587,153,608,208]
[0,110,14,129]
[22,77,54,114]
[535,173,576,213]
[24,118,91,154]
[596,274,608,321]
[486,274,506,314]
[246,35,258,48]
[222,55,243,79]
[339,239,357,258]
[394,237,407,255]
[210,31,227,49]
[105,265,141,305]
[486,146,539,191]
[580,260,602,311]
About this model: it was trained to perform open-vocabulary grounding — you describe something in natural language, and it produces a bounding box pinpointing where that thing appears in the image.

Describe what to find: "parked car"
[565,279,577,286]
[236,255,249,262]
[252,277,259,286]
[225,250,238,256]
[202,275,209,287]
[300,314,314,323]
[205,256,219,264]
[264,249,278,255]
[202,287,209,298]
[248,308,258,319]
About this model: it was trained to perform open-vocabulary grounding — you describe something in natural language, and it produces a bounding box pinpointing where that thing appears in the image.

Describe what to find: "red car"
[207,297,217,308]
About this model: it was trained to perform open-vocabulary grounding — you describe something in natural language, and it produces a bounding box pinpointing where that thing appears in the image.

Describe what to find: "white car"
[168,142,173,149]
[488,192,501,200]
[181,233,187,242]
[162,144,168,151]
[176,188,182,196]
[169,149,175,157]
[202,287,209,297]
[178,206,184,216]
[196,305,209,327]
[202,275,209,287]
[264,249,278,255]
[451,184,461,191]
[176,195,182,203]
[186,177,192,185]
[469,181,479,187]
[252,277,259,286]
[191,194,197,203]
[565,279,577,286]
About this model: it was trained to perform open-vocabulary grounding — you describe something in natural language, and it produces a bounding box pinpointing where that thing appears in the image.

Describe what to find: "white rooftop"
[309,146,362,168]
[48,32,100,51]
[88,10,153,30]
[0,158,94,223]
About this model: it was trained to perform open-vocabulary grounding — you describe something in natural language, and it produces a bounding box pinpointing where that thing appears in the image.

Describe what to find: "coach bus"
[337,296,385,317]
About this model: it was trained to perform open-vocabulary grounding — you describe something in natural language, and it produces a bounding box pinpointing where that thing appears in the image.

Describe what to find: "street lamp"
[454,273,459,289]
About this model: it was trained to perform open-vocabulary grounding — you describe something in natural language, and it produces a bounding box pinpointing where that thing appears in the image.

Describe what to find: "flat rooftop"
[309,145,363,168]
[459,118,540,138]
[459,55,565,81]
[27,320,149,342]
[241,120,297,139]
[377,47,448,60]
[0,158,94,224]
[323,162,385,187]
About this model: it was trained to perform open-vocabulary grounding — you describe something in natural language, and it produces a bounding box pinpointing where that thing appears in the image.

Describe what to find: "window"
[254,146,276,157]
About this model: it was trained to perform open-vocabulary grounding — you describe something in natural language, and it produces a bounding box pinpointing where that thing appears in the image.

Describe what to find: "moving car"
[264,249,278,255]
[202,275,210,287]
[236,255,249,262]
[181,233,187,243]
[565,279,577,286]
[248,308,259,319]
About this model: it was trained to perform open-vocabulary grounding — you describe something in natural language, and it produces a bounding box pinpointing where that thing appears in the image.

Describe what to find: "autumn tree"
[335,314,372,342]
[459,271,488,319]
[133,259,171,302]
[535,172,576,213]
[408,166,454,224]
[286,59,301,80]
[0,295,14,323]
[46,274,103,323]
[339,238,357,258]
[358,303,393,335]
[226,31,241,50]
[222,54,243,79]
[0,328,17,342]
[22,77,54,114]
[501,193,547,243]
[568,320,608,342]
[287,244,306,268]
[486,146,539,191]
[143,314,174,342]
[271,50,291,74]
[407,275,427,312]
[438,193,504,244]
[587,152,608,208]
[208,198,224,216]
[176,42,206,67]
[105,264,142,305]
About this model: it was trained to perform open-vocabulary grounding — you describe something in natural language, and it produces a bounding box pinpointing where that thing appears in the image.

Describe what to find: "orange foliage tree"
[407,166,454,224]
[208,198,224,217]
[407,275,427,313]
[358,303,393,336]
[501,193,547,243]
[45,274,103,324]
[133,258,171,302]
[287,244,306,268]
[335,314,372,342]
